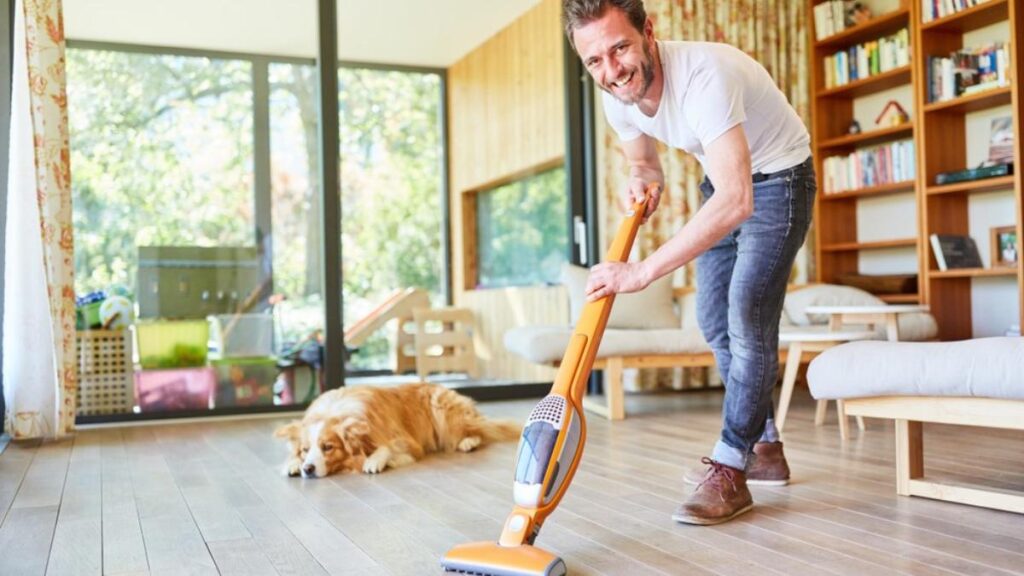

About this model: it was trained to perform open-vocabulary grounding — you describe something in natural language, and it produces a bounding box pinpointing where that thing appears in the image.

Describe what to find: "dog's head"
[275,417,371,478]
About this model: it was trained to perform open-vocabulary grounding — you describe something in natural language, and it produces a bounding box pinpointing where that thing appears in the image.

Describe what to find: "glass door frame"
[0,0,13,436]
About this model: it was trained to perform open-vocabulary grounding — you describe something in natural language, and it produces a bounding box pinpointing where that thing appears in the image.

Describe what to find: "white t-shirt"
[602,41,810,175]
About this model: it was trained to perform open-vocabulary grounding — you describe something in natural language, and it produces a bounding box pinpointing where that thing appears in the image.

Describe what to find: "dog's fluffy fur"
[274,383,520,478]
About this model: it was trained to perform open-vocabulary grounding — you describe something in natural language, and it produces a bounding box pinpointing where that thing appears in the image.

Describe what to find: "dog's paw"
[389,453,416,468]
[362,458,387,474]
[284,461,301,477]
[457,436,482,452]
[363,448,391,474]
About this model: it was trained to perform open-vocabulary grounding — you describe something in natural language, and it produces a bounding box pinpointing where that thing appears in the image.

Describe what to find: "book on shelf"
[929,233,984,271]
[922,0,993,23]
[927,42,1010,103]
[822,139,915,194]
[935,162,1013,185]
[824,28,910,89]
[814,0,852,40]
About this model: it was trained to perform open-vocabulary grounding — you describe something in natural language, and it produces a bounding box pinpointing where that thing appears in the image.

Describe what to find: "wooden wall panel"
[463,286,566,382]
[447,0,566,380]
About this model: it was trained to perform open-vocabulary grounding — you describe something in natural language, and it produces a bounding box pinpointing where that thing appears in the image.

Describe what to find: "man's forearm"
[629,164,663,187]
[639,190,750,285]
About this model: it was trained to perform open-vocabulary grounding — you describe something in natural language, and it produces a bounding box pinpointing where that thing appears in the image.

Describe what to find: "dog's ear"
[331,417,372,456]
[274,421,301,442]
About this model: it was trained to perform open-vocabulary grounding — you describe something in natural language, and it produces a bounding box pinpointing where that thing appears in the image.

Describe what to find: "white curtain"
[3,0,73,440]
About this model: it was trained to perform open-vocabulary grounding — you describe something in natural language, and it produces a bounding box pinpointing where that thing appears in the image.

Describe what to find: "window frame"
[1,0,14,437]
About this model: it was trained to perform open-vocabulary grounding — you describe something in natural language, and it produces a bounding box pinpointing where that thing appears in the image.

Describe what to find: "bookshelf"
[810,0,1024,339]
[810,1,921,305]
[916,0,1024,340]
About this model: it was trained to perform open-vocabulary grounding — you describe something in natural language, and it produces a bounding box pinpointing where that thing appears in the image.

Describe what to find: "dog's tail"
[475,417,522,443]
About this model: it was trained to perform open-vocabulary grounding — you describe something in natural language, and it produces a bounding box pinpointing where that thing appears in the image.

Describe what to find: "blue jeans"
[696,157,816,471]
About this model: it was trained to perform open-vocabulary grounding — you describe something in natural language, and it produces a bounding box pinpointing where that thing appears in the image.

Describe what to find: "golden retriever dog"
[274,383,520,478]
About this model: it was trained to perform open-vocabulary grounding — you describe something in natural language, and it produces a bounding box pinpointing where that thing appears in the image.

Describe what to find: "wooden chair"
[344,288,430,374]
[412,307,479,379]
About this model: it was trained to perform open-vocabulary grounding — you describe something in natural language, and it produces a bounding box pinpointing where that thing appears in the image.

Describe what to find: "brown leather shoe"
[746,441,790,486]
[682,442,791,486]
[672,458,753,525]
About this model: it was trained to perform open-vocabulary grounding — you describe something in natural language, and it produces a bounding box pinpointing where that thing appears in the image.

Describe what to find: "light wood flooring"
[1,388,1023,575]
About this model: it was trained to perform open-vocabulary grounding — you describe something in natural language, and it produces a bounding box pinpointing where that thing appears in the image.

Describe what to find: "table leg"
[775,341,803,435]
[815,399,828,426]
[885,313,900,342]
[837,398,849,440]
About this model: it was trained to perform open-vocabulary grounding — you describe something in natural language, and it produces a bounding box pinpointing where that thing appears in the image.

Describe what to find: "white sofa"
[504,264,938,419]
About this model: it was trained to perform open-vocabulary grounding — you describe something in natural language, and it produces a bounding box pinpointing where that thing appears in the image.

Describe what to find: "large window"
[476,167,568,288]
[68,49,255,292]
[268,63,446,370]
[67,42,446,418]
[339,68,444,369]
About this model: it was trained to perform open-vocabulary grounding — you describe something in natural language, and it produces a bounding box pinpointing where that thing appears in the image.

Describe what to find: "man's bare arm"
[621,134,664,220]
[638,125,753,284]
[585,125,753,300]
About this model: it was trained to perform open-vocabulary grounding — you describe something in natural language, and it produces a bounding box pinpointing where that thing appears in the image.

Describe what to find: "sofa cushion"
[560,263,680,330]
[504,325,710,365]
[807,337,1024,400]
[784,284,884,326]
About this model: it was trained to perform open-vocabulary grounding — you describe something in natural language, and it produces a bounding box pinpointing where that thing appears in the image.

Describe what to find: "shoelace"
[697,456,738,493]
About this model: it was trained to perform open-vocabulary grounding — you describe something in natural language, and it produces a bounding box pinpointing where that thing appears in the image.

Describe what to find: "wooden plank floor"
[1,389,1023,575]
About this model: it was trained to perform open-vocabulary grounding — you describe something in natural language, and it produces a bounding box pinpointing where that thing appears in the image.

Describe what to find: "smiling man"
[564,0,814,525]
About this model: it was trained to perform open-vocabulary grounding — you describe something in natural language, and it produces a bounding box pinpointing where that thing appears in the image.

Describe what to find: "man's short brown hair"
[562,0,647,48]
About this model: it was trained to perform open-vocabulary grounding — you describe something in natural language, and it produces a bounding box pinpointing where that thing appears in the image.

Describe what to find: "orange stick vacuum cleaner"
[441,186,653,576]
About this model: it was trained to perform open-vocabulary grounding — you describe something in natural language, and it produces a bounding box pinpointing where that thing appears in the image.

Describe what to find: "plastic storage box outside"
[135,367,215,411]
[208,314,275,358]
[211,357,277,407]
[134,319,209,369]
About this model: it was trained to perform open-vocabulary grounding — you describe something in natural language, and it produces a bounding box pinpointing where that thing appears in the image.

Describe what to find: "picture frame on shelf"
[990,225,1019,268]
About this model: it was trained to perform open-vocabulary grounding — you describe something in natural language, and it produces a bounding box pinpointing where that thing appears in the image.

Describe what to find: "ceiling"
[63,0,541,68]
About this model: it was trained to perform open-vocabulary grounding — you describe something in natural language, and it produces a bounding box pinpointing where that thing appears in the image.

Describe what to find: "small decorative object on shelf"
[988,116,1014,165]
[875,100,909,127]
[846,2,872,26]
[847,119,862,134]
[990,225,1019,268]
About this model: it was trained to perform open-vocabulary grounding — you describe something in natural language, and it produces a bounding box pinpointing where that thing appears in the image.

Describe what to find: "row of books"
[926,42,1011,103]
[813,0,854,41]
[824,29,911,89]
[922,0,993,23]
[822,140,916,194]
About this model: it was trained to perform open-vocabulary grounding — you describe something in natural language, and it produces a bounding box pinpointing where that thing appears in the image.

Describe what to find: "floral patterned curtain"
[595,0,810,391]
[4,0,76,439]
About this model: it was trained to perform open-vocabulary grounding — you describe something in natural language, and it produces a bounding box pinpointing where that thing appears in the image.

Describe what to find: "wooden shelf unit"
[810,3,923,305]
[818,122,914,150]
[821,238,919,252]
[916,0,1024,340]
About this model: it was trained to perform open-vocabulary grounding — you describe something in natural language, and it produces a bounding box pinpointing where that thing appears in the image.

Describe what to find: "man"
[564,0,814,525]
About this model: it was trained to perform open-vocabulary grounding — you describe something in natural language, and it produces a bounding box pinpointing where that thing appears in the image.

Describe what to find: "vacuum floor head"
[441,541,566,576]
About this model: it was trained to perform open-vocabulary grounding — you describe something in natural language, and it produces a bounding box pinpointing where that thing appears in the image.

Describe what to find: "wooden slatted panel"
[448,0,566,325]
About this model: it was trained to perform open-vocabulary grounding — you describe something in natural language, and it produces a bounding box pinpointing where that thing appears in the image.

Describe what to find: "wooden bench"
[808,337,1024,514]
[843,396,1024,514]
